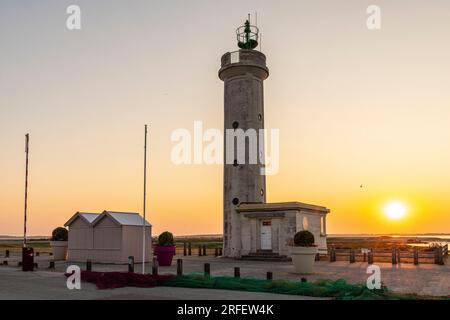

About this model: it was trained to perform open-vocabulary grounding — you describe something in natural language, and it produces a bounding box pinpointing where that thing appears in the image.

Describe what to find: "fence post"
[188,242,192,256]
[202,245,207,256]
[152,257,158,275]
[204,263,210,277]
[177,259,183,276]
[128,256,134,273]
[391,248,397,265]
[183,243,187,256]
[198,245,202,256]
[234,267,240,278]
[266,272,273,280]
[413,248,419,265]
[86,259,92,271]
[349,249,355,263]
[48,261,55,269]
[368,249,374,264]
[329,247,336,262]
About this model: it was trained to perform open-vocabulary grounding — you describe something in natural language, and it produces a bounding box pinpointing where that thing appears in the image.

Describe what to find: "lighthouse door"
[260,220,272,250]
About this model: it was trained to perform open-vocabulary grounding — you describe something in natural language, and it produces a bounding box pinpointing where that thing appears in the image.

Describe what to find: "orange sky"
[1,0,450,236]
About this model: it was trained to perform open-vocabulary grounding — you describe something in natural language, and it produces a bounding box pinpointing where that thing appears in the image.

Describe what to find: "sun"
[384,201,407,220]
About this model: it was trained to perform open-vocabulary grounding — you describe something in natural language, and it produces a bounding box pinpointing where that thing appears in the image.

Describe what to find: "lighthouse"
[219,18,330,260]
[219,18,268,258]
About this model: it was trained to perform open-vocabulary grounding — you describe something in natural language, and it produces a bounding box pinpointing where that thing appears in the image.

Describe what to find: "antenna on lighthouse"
[236,14,259,50]
[23,133,29,249]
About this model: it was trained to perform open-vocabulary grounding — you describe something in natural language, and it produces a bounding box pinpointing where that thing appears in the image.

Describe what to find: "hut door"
[260,220,272,250]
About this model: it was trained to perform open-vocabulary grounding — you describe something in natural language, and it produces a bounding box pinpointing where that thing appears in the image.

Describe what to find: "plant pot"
[50,241,68,261]
[290,246,318,274]
[155,245,176,266]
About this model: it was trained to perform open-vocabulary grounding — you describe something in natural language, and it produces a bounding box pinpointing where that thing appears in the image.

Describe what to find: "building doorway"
[260,220,272,250]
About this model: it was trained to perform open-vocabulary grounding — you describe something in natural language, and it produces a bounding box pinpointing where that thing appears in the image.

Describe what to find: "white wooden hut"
[64,210,152,264]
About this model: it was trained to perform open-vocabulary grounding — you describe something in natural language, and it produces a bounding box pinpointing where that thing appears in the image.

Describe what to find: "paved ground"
[1,253,449,298]
[0,267,323,300]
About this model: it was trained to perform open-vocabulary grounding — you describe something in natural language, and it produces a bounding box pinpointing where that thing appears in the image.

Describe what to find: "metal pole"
[142,125,148,274]
[23,134,29,248]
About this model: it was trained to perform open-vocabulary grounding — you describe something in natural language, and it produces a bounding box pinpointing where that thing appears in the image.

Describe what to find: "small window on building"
[260,189,264,196]
[232,198,239,205]
[232,121,239,129]
[302,216,309,231]
[258,114,262,121]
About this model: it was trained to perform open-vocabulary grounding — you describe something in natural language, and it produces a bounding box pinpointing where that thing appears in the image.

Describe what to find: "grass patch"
[161,274,448,300]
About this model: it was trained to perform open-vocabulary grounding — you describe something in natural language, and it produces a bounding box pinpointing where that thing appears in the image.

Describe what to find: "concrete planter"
[155,245,176,266]
[290,246,318,274]
[50,241,68,260]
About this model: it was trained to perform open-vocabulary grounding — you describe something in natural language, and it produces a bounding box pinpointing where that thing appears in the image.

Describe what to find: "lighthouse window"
[232,198,240,205]
[260,189,264,196]
[232,121,239,129]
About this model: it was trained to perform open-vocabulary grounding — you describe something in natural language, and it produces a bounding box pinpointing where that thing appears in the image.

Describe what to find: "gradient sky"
[1,0,450,236]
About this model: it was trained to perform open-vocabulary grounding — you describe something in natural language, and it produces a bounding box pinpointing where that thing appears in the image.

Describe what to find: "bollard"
[188,242,192,256]
[301,278,307,283]
[215,248,219,257]
[349,250,355,263]
[363,252,367,262]
[36,252,40,257]
[183,243,187,256]
[397,249,401,264]
[3,260,8,266]
[128,256,134,273]
[177,259,183,276]
[33,262,38,268]
[219,248,223,256]
[368,249,374,264]
[202,245,207,256]
[204,263,210,277]
[266,272,273,280]
[392,248,397,265]
[18,261,22,267]
[198,245,202,256]
[152,257,159,275]
[329,247,336,262]
[234,267,240,278]
[86,259,92,271]
[315,253,320,261]
[48,261,55,269]
[413,248,419,265]
[5,250,9,258]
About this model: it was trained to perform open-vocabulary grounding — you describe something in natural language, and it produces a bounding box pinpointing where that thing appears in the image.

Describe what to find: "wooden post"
[349,249,355,263]
[391,248,397,265]
[397,249,401,264]
[368,249,374,264]
[234,267,240,278]
[152,257,158,275]
[266,271,273,280]
[49,261,55,269]
[436,247,444,265]
[202,245,207,256]
[315,253,320,261]
[86,259,92,271]
[177,259,183,276]
[204,263,210,277]
[413,248,419,265]
[3,260,8,266]
[188,242,192,256]
[5,250,9,258]
[36,252,40,257]
[215,248,219,257]
[363,252,367,262]
[329,247,336,262]
[219,248,223,256]
[128,256,134,273]
[183,243,187,256]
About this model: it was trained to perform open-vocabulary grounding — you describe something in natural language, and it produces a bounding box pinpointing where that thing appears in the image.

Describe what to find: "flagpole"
[142,125,148,274]
[23,134,29,248]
